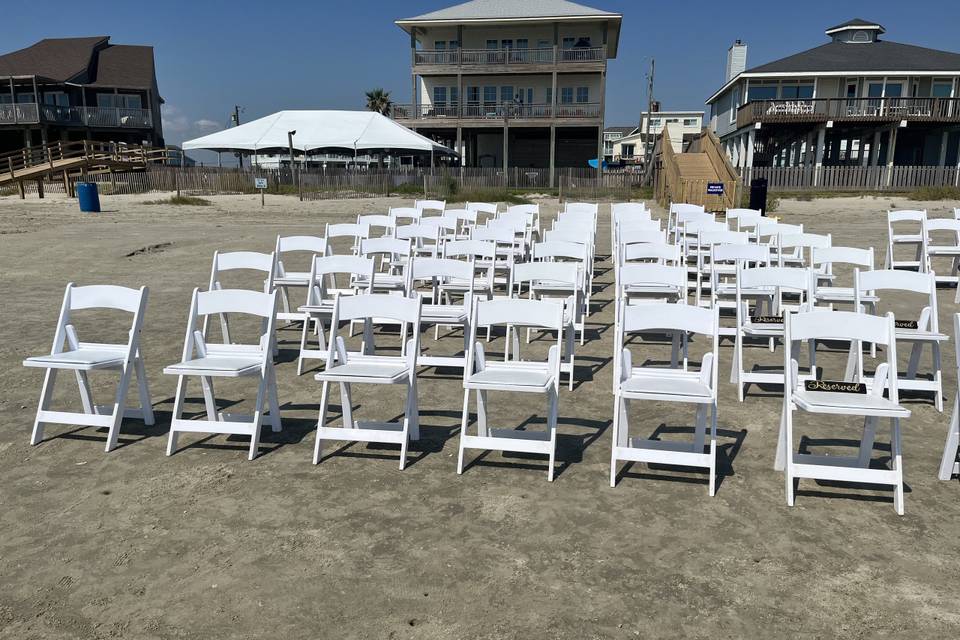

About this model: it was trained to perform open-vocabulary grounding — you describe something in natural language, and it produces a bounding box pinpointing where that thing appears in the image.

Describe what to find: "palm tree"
[365,88,392,116]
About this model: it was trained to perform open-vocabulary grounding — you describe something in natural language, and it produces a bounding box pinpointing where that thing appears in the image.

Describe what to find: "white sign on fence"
[254,177,268,189]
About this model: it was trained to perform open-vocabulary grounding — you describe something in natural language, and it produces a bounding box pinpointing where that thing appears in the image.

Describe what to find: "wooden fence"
[742,165,960,192]
[2,166,643,200]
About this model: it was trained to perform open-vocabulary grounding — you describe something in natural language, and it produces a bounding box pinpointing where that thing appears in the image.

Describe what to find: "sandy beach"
[2,191,960,639]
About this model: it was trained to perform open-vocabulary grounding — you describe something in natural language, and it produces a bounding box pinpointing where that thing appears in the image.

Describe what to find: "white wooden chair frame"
[458,298,564,481]
[274,235,329,324]
[884,209,926,270]
[612,302,721,495]
[922,217,960,289]
[206,250,277,346]
[407,256,475,369]
[778,310,910,514]
[24,283,153,452]
[165,288,281,460]
[313,293,422,470]
[938,313,960,481]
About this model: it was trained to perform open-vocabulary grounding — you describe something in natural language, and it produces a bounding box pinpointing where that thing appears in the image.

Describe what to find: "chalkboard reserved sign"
[894,319,918,329]
[804,379,867,394]
[751,315,782,324]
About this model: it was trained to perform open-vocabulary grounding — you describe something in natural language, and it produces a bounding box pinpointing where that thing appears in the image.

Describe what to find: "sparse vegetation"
[908,186,960,202]
[144,195,212,206]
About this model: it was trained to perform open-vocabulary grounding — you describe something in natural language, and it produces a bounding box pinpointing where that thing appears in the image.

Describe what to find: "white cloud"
[161,104,189,133]
[194,118,220,129]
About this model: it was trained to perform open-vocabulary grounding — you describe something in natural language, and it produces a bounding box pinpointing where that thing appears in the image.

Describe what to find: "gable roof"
[745,40,960,74]
[0,37,107,81]
[87,45,157,89]
[604,126,636,135]
[399,0,619,22]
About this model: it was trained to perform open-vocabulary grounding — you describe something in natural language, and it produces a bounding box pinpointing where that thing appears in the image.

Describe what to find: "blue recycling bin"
[76,182,101,213]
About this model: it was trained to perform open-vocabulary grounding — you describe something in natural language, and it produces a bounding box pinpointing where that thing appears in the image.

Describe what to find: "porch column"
[939,131,950,167]
[456,125,462,166]
[813,126,826,187]
[745,129,755,168]
[793,140,803,166]
[870,130,882,166]
[886,125,899,187]
[549,124,556,188]
[596,69,606,180]
[860,137,870,166]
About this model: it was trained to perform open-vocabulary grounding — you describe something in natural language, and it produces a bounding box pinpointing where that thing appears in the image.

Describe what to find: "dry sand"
[1,191,960,639]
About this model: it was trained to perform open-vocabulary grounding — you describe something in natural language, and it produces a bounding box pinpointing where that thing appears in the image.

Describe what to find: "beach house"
[706,20,960,185]
[0,37,164,155]
[392,0,622,184]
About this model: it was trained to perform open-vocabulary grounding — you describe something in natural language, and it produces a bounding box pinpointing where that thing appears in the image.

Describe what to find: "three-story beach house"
[393,0,622,184]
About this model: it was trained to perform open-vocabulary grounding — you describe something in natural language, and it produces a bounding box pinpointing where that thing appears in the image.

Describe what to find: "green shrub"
[908,186,960,201]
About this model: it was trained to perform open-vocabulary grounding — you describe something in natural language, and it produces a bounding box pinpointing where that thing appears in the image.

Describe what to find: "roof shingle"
[400,0,619,22]
[745,40,960,74]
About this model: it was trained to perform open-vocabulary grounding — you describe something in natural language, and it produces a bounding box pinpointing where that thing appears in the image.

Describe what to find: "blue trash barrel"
[76,182,101,213]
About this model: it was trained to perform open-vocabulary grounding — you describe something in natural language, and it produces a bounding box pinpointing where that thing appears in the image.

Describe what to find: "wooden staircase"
[655,128,741,211]
[0,140,170,198]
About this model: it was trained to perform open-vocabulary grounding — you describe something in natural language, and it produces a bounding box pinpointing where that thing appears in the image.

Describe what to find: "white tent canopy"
[182,110,453,155]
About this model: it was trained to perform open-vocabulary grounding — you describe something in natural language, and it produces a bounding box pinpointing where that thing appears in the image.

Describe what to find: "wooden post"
[18,180,25,199]
[62,169,71,197]
[36,179,44,199]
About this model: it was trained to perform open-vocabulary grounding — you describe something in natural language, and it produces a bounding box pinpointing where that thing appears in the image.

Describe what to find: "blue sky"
[3,0,959,150]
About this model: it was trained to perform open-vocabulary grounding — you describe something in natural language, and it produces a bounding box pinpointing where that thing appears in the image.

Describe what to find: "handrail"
[737,97,960,128]
[391,102,601,120]
[2,140,170,181]
[414,46,605,66]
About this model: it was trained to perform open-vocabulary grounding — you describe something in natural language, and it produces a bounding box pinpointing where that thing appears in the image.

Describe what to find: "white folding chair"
[207,250,277,346]
[612,302,721,495]
[415,199,446,216]
[313,294,422,469]
[778,232,831,269]
[611,202,651,258]
[274,235,329,324]
[708,244,773,337]
[812,246,875,307]
[732,266,815,401]
[779,310,910,515]
[357,213,396,238]
[359,237,412,292]
[885,209,926,270]
[854,269,948,411]
[726,208,763,232]
[326,222,369,256]
[513,261,580,390]
[396,222,442,259]
[472,225,517,292]
[165,288,281,460]
[442,208,478,240]
[390,206,423,226]
[922,217,960,288]
[533,240,590,334]
[297,255,376,373]
[563,201,598,217]
[693,229,749,307]
[458,298,564,481]
[938,314,960,481]
[24,283,153,452]
[406,256,475,369]
[467,201,499,226]
[670,206,711,243]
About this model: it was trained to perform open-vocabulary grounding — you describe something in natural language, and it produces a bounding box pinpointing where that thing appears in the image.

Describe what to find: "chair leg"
[406,376,420,442]
[74,370,96,414]
[339,382,354,429]
[30,369,57,445]
[166,376,187,456]
[610,394,621,488]
[200,376,218,422]
[933,342,943,412]
[266,363,282,432]
[247,374,269,461]
[857,416,878,468]
[313,381,331,464]
[906,342,922,380]
[708,403,718,497]
[546,387,558,482]
[105,362,134,453]
[134,355,154,426]
[939,392,960,480]
[297,314,311,376]
[476,389,489,438]
[892,417,904,515]
[774,402,788,472]
[457,388,470,475]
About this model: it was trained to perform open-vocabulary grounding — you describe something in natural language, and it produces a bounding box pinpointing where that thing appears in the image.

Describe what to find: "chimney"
[726,40,747,81]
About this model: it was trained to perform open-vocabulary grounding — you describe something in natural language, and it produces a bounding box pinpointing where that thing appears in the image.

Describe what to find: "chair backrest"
[390,206,423,223]
[811,246,874,278]
[619,263,687,295]
[210,250,277,294]
[467,201,499,215]
[779,232,831,250]
[407,256,475,292]
[475,298,563,331]
[443,239,497,260]
[415,199,446,214]
[670,203,705,217]
[618,302,719,385]
[533,240,589,263]
[396,222,441,242]
[513,261,580,298]
[856,269,938,331]
[887,209,926,247]
[307,255,376,305]
[617,227,668,247]
[564,202,598,215]
[700,230,750,247]
[326,293,422,364]
[189,288,278,357]
[712,243,772,266]
[726,208,763,230]
[544,228,592,247]
[326,222,370,240]
[738,265,813,294]
[924,217,960,241]
[360,237,413,271]
[473,225,517,245]
[357,214,396,236]
[275,234,328,256]
[443,208,477,224]
[51,283,148,356]
[617,218,661,234]
[507,203,539,216]
[611,202,650,220]
[620,242,682,265]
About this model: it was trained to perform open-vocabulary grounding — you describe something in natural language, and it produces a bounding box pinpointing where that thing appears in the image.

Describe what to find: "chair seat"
[895,328,949,342]
[466,365,553,390]
[892,235,923,244]
[742,322,784,336]
[24,347,126,371]
[440,278,492,293]
[619,372,713,402]
[815,287,879,303]
[164,355,263,377]
[420,304,468,322]
[315,360,410,383]
[274,272,311,286]
[793,389,911,418]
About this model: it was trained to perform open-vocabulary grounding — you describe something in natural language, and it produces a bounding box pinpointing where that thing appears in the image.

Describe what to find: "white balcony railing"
[392,103,601,121]
[414,46,605,67]
[0,103,153,128]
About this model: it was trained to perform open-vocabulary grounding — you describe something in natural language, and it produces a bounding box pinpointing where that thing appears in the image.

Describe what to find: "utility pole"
[643,58,655,174]
[231,105,243,168]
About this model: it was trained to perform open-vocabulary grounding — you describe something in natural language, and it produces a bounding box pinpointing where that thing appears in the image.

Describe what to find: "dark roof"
[0,37,107,81]
[826,18,884,33]
[0,37,157,90]
[746,39,960,74]
[88,45,156,89]
[604,126,636,135]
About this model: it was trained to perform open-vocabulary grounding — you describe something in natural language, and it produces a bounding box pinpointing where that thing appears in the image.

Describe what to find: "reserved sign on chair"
[804,379,867,394]
[894,319,918,329]
[751,315,782,324]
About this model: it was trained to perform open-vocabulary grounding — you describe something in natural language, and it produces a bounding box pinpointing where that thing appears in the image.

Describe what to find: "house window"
[98,93,142,109]
[466,86,480,104]
[537,39,551,49]
[683,118,698,126]
[560,87,574,104]
[562,37,576,49]
[546,87,553,104]
[730,87,740,124]
[867,82,884,98]
[576,87,589,103]
[486,40,498,50]
[747,84,778,101]
[781,83,814,99]
[44,92,69,107]
[648,118,662,127]
[884,83,903,98]
[501,39,513,50]
[450,86,459,106]
[933,80,953,98]
[483,86,497,105]
[433,86,447,106]
[435,41,446,51]
[500,86,514,104]
[516,39,528,50]
[852,30,870,43]
[622,144,635,157]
